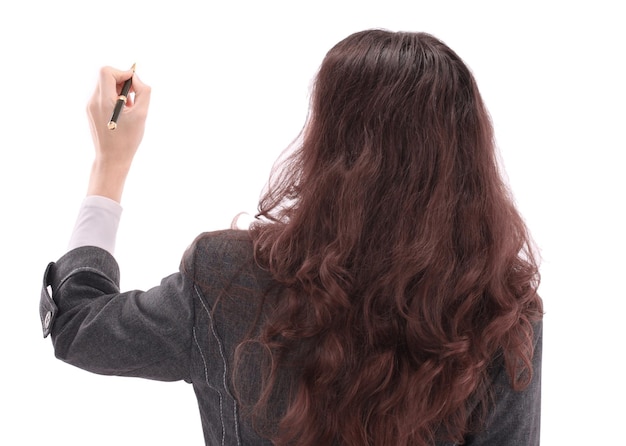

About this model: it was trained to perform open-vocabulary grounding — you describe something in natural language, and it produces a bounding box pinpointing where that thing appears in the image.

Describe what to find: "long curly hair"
[245,29,543,445]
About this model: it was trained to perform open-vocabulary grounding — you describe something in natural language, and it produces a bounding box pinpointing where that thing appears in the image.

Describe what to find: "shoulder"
[191,229,254,266]
[190,229,253,256]
[180,229,260,283]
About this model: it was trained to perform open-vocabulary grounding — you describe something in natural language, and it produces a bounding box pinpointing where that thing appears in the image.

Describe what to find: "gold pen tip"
[131,63,136,72]
[107,121,117,130]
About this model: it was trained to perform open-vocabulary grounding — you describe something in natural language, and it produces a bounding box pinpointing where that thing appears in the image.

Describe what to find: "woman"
[40,29,543,445]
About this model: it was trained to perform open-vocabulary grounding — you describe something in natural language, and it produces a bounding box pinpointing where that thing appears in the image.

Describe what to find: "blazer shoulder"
[181,229,255,279]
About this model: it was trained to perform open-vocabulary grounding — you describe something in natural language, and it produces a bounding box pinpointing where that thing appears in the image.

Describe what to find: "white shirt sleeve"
[67,195,123,255]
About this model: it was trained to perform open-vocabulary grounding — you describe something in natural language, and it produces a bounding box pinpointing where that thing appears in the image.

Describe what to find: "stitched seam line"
[193,327,226,446]
[195,285,241,446]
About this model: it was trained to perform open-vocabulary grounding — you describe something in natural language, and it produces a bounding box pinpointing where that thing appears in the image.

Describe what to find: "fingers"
[96,66,147,104]
[98,65,135,90]
[89,65,150,121]
[89,66,130,116]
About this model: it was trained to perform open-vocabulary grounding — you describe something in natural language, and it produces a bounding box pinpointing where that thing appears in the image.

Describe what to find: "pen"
[107,63,136,130]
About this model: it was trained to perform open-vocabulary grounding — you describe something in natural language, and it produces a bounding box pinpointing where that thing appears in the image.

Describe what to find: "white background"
[1,1,624,444]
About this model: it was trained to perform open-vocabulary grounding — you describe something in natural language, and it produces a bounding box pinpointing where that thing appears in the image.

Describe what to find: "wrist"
[86,160,131,203]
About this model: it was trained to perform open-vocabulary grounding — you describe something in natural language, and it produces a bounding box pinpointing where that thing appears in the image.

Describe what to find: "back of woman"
[40,29,543,446]
[243,29,543,445]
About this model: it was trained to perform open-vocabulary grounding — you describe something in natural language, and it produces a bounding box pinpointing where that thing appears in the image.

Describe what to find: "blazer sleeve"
[39,245,195,383]
[465,321,543,446]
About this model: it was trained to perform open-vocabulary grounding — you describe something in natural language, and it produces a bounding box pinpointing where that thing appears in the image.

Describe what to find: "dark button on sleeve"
[40,262,58,338]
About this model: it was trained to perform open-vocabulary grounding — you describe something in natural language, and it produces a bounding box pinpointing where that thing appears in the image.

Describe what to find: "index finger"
[98,65,135,96]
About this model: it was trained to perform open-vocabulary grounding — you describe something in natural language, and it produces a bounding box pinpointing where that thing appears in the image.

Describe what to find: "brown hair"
[246,29,543,445]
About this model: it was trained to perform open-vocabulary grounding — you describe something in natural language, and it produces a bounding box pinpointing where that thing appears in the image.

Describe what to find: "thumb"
[128,73,151,116]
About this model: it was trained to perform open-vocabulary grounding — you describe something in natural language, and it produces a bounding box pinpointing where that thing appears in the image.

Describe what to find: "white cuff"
[67,195,123,255]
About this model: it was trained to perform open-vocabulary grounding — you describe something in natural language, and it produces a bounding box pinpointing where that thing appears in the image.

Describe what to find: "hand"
[86,66,151,202]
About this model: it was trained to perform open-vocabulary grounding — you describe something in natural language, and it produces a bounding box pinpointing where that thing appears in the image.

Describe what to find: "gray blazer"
[40,229,542,445]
